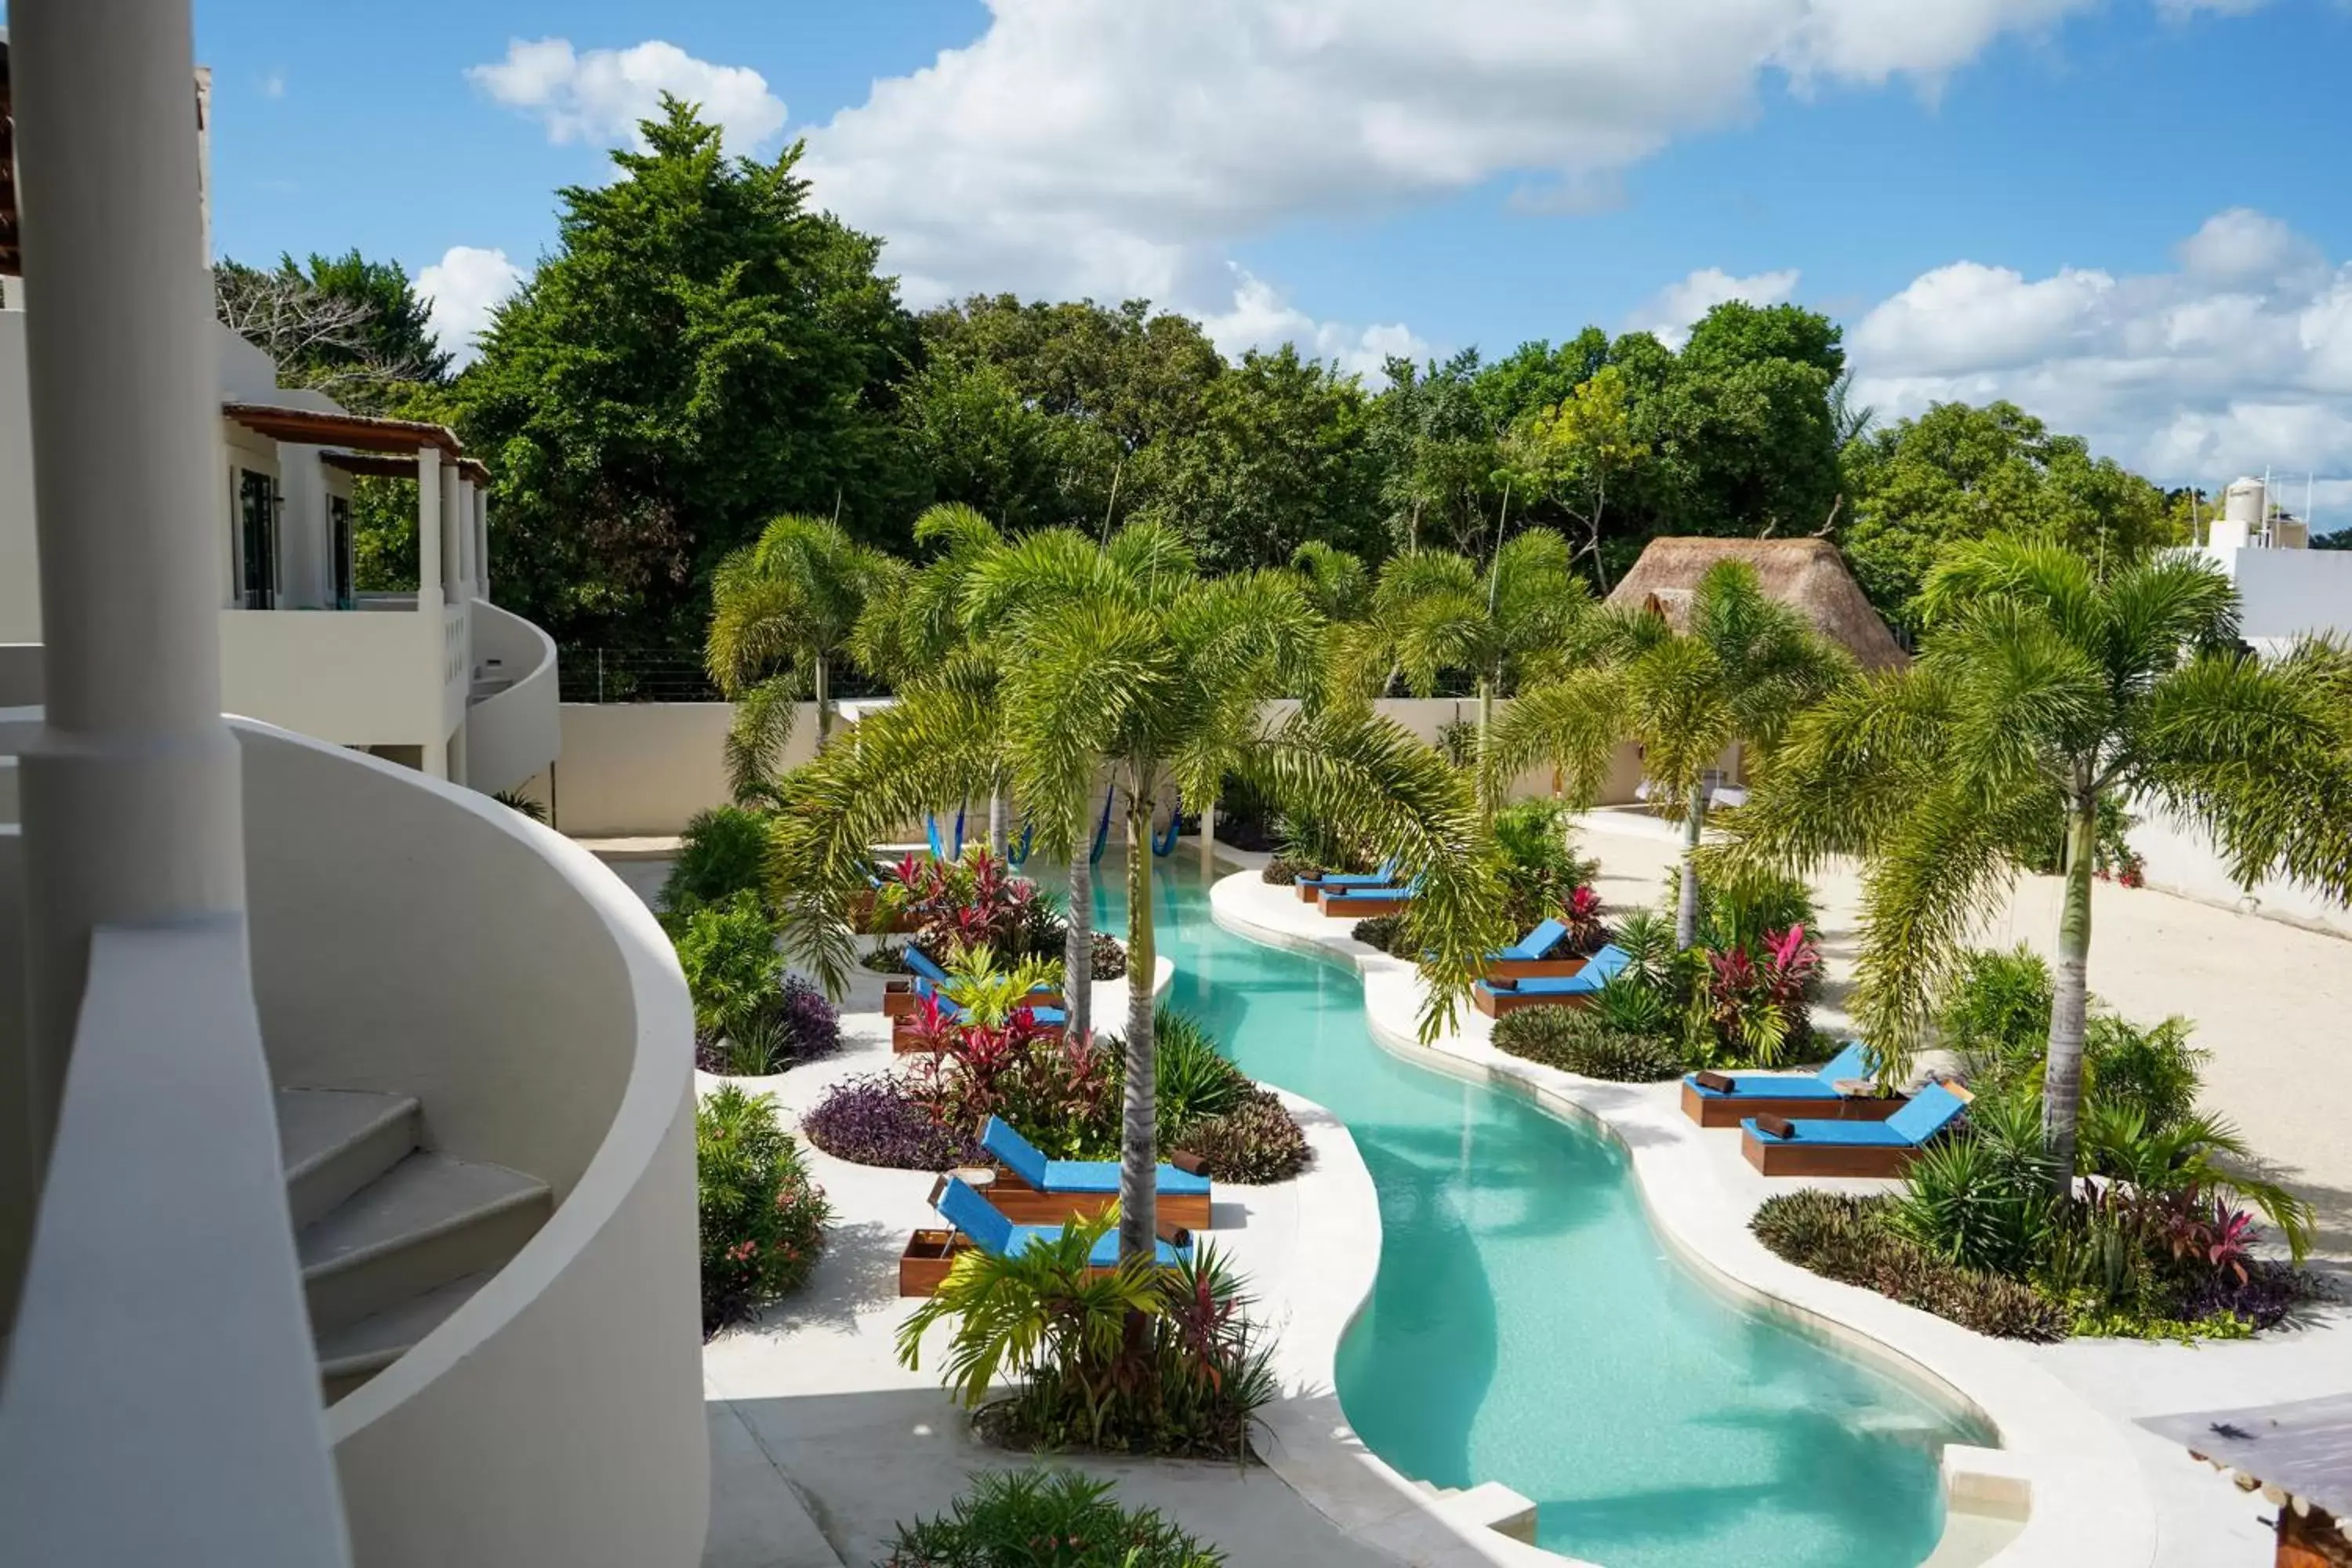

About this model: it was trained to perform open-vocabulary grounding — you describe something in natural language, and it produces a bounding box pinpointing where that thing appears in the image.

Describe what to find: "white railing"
[463,600,561,796]
[0,920,353,1567]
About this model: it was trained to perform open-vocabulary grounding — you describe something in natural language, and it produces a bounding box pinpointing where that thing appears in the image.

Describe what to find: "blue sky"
[156,1,2352,503]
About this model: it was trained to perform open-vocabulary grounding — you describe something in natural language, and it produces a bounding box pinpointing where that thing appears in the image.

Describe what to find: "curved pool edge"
[1207,869,2158,1568]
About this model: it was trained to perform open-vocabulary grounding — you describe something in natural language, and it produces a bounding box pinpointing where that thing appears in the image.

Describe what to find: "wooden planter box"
[985,1169,1213,1232]
[1740,1130,1931,1179]
[1679,1081,1910,1130]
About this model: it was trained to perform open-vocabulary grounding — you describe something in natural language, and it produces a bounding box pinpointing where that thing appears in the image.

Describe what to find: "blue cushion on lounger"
[904,946,951,984]
[982,1116,1212,1197]
[934,1177,1189,1265]
[1304,858,1399,889]
[1685,1040,1873,1102]
[1491,943,1629,996]
[1742,1084,1965,1148]
[1490,918,1569,963]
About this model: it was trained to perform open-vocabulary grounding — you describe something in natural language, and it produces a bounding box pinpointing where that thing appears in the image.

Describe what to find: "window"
[236,468,278,609]
[329,494,354,609]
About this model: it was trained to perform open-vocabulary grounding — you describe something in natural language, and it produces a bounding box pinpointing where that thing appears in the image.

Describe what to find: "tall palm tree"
[772,523,1502,1261]
[1490,559,1849,948]
[706,514,902,801]
[1354,527,1591,816]
[1724,537,2352,1178]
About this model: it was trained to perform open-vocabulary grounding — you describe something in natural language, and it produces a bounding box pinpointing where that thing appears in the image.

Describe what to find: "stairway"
[275,1087,552,1403]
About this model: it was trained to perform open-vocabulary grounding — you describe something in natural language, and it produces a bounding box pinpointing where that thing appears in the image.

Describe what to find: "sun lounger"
[1679,1040,1907,1127]
[898,1175,1192,1296]
[1318,875,1421,917]
[1740,1083,1969,1178]
[1484,917,1583,980]
[980,1116,1212,1230]
[1296,857,1400,902]
[1470,944,1632,1016]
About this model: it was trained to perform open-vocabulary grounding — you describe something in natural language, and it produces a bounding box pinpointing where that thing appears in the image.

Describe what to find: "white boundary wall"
[2130,804,2352,939]
[524,697,1653,839]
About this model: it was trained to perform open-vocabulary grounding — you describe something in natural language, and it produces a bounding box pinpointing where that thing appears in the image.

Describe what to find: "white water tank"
[2225,477,2267,528]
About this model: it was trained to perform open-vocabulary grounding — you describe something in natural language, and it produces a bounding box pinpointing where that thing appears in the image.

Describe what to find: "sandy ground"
[1571,807,2352,1257]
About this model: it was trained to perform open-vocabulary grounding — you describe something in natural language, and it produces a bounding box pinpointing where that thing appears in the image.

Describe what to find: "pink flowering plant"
[698,1083,830,1334]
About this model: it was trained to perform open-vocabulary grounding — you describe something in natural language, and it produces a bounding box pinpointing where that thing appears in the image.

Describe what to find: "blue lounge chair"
[1320,875,1422,914]
[1472,943,1630,1014]
[935,1175,1190,1267]
[1299,857,1399,896]
[1490,918,1569,964]
[1740,1083,1969,1177]
[1682,1040,1902,1127]
[980,1116,1211,1227]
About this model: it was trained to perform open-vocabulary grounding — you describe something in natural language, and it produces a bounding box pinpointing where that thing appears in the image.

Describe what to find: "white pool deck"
[614,828,2352,1568]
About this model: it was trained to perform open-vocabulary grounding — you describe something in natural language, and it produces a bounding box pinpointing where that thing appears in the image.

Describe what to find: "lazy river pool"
[1080,856,1984,1568]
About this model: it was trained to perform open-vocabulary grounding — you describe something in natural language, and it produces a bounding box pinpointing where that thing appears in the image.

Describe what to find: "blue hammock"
[1087,786,1116,866]
[1152,791,1183,857]
[925,808,967,860]
[1007,818,1036,867]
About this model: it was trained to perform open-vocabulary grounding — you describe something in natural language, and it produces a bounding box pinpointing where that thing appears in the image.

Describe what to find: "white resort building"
[0,9,704,1568]
[2196,475,2352,653]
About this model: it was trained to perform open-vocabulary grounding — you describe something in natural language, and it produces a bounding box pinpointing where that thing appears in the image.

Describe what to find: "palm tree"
[706,514,902,801]
[1490,559,1849,948]
[772,524,1502,1261]
[1354,527,1591,816]
[1724,537,2352,1178]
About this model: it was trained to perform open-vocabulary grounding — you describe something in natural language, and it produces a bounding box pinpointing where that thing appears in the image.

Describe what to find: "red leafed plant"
[1702,924,1823,1068]
[1561,885,1609,955]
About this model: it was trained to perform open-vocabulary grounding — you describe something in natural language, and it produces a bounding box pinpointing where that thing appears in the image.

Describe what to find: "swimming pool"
[1084,857,1982,1568]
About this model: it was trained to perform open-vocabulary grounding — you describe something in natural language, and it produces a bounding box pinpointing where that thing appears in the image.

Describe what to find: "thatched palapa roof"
[1606,537,1907,670]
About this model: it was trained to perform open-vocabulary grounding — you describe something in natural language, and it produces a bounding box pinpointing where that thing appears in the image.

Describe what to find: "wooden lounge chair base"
[1740,1135,1929,1179]
[1483,955,1593,982]
[1472,985,1595,1018]
[893,1024,1067,1054]
[1681,1080,1908,1129]
[1323,894,1409,918]
[897,1226,1193,1297]
[883,983,915,1018]
[984,1171,1211,1232]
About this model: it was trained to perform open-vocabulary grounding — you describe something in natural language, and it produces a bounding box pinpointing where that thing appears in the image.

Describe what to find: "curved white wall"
[234,723,706,1568]
[464,599,561,797]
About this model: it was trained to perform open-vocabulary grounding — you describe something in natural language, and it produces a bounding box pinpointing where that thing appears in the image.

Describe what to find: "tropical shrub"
[1260,855,1317,887]
[1690,862,1818,955]
[1087,931,1129,981]
[880,1468,1225,1568]
[2082,1014,2206,1138]
[1152,1010,1248,1133]
[660,805,774,913]
[1750,1190,2067,1342]
[1174,1088,1312,1183]
[1490,1004,1686,1082]
[1934,946,2053,1091]
[897,1215,1277,1461]
[698,1085,829,1333]
[671,891,784,1047]
[804,1074,985,1171]
[1559,884,1610,956]
[1694,924,1821,1068]
[706,975,843,1076]
[1350,914,1407,955]
[1889,1094,2063,1278]
[862,942,911,974]
[1490,800,1599,930]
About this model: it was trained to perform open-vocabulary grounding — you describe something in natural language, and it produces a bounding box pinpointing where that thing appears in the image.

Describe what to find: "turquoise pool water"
[1083,858,1984,1568]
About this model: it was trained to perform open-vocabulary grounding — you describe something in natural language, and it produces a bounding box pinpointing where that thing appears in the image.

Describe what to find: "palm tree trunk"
[814,655,832,748]
[1675,783,1707,949]
[987,789,1004,858]
[1065,808,1093,1042]
[2042,797,2097,1183]
[1118,775,1160,1262]
[1475,675,1496,821]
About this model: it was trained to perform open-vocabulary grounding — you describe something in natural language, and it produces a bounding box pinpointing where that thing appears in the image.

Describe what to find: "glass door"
[237,468,277,609]
[329,494,354,609]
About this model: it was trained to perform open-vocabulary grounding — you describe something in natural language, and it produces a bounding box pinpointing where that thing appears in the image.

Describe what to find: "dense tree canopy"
[457,96,920,649]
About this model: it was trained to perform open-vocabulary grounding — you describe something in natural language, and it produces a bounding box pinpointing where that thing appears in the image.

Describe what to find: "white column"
[474,488,492,601]
[415,446,442,613]
[12,0,248,1152]
[438,460,462,600]
[422,737,448,780]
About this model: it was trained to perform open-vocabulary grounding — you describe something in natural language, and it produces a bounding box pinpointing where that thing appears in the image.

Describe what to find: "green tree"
[1492,560,1849,946]
[212,249,448,408]
[916,295,1225,458]
[1839,402,2182,632]
[771,524,1502,1259]
[706,514,902,800]
[1504,365,1648,588]
[1368,350,1504,554]
[1356,528,1592,815]
[1135,346,1384,572]
[1725,538,2352,1176]
[458,96,918,649]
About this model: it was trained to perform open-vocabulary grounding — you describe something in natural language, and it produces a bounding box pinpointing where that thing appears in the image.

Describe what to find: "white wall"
[219,607,445,746]
[464,601,562,797]
[0,312,40,643]
[2129,803,2352,939]
[2209,544,2352,644]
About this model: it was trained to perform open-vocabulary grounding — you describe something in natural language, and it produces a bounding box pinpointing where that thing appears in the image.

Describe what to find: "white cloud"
[1630,267,1802,347]
[261,69,287,100]
[1196,267,1428,380]
[797,0,2141,321]
[416,246,527,368]
[467,38,788,155]
[1848,209,2352,503]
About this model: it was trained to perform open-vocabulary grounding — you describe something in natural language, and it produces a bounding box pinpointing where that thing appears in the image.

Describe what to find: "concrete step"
[276,1087,420,1229]
[297,1151,549,1336]
[316,1269,495,1403]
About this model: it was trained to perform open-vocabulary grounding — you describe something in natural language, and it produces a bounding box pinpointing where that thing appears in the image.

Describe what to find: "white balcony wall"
[2206,543,2352,645]
[238,721,706,1568]
[220,607,446,745]
[465,599,561,797]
